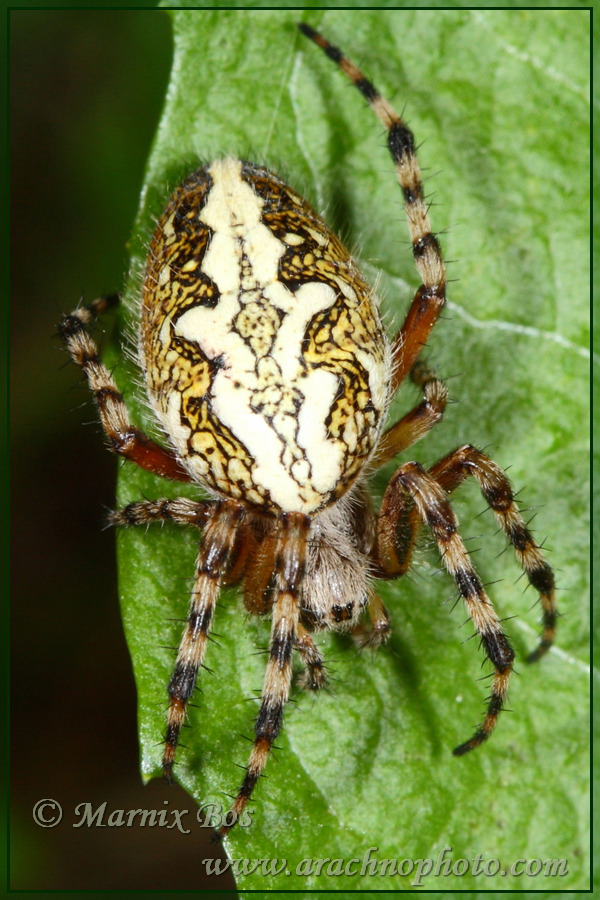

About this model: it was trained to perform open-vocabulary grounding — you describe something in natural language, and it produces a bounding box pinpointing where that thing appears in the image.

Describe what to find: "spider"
[59,23,557,839]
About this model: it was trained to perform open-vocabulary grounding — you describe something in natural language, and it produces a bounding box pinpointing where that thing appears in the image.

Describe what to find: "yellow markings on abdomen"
[141,158,390,513]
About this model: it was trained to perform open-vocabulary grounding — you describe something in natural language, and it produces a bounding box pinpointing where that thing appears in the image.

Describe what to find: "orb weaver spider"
[58,23,557,838]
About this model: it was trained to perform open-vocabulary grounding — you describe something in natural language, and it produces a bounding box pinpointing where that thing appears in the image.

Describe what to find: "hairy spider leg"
[163,501,245,779]
[377,461,515,753]
[59,295,192,482]
[218,512,309,838]
[110,497,212,529]
[375,444,557,666]
[372,360,448,467]
[427,446,558,664]
[295,623,328,690]
[298,23,446,397]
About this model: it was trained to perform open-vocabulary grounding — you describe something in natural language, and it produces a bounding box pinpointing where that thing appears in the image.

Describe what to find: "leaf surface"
[113,9,590,891]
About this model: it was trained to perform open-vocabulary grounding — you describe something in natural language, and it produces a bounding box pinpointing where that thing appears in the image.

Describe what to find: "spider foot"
[352,593,391,649]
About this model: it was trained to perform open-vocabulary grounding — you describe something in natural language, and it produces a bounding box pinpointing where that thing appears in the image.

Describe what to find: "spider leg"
[373,469,418,579]
[163,501,244,780]
[110,498,211,529]
[375,461,515,754]
[298,24,446,398]
[352,593,391,649]
[242,530,278,615]
[218,512,309,839]
[58,295,191,482]
[295,623,327,690]
[427,445,557,663]
[372,360,448,467]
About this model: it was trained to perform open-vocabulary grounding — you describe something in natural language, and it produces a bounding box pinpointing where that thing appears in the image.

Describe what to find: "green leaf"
[112,9,589,891]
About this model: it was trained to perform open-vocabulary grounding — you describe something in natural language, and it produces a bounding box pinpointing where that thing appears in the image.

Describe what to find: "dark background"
[11,9,235,890]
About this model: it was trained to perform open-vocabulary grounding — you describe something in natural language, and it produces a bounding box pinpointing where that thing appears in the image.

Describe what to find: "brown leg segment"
[163,501,245,780]
[374,472,418,579]
[372,360,448,467]
[242,530,279,616]
[218,512,309,839]
[58,295,191,482]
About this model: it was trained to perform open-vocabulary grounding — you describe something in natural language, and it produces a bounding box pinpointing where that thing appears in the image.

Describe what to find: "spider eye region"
[141,157,390,514]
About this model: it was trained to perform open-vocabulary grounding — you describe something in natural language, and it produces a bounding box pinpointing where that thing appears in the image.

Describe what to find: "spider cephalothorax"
[59,23,557,839]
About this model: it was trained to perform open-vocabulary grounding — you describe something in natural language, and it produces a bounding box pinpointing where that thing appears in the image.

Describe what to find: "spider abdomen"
[141,157,390,514]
